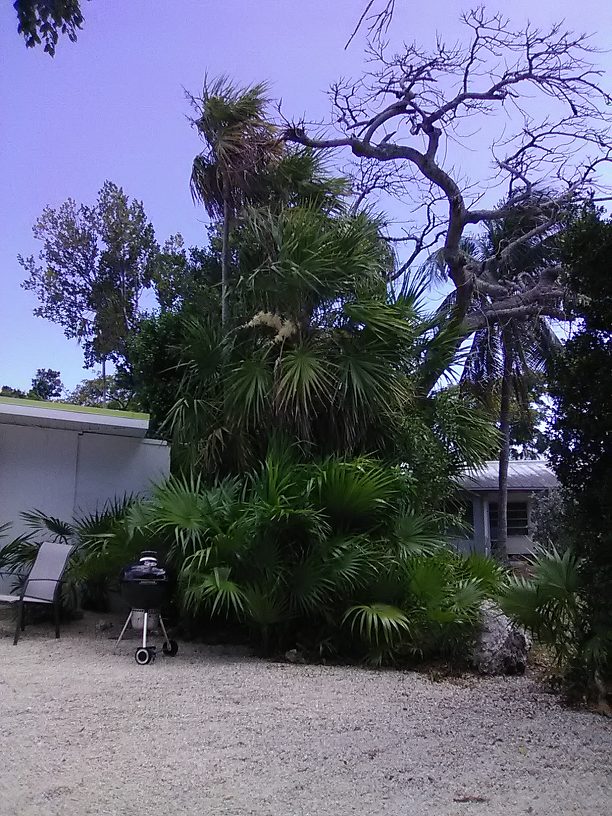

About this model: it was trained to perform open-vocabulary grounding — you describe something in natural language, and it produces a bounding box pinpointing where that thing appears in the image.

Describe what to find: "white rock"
[472,600,531,675]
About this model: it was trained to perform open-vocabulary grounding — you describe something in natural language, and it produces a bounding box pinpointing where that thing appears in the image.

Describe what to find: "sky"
[1,0,611,392]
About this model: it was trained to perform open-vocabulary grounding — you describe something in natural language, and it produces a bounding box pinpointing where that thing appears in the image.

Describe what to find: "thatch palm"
[168,201,497,483]
[189,76,280,326]
[129,452,504,661]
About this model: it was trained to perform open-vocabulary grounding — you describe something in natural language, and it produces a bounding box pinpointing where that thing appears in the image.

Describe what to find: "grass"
[0,396,149,420]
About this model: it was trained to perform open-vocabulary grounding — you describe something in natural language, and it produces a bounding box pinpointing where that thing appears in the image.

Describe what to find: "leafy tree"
[126,311,189,434]
[132,152,351,439]
[13,0,84,55]
[2,369,66,401]
[547,207,612,699]
[150,233,221,313]
[1,385,27,399]
[67,373,136,411]
[168,200,496,491]
[20,181,159,397]
[30,368,63,400]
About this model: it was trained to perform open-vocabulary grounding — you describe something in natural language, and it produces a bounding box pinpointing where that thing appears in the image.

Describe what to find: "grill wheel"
[135,646,156,665]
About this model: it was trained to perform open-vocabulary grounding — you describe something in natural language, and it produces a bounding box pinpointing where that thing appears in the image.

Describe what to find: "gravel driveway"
[0,612,610,816]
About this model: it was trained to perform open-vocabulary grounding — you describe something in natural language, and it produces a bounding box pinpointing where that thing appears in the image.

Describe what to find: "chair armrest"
[22,578,62,583]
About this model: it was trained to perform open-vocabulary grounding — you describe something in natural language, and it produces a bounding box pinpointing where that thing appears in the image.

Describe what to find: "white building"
[452,460,558,557]
[0,397,170,542]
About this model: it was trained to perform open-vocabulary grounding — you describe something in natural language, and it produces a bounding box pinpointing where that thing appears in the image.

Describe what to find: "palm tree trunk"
[494,334,512,563]
[221,192,231,328]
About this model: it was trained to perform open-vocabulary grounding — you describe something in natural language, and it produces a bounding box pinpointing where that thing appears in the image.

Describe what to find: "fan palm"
[189,76,280,327]
[170,192,499,478]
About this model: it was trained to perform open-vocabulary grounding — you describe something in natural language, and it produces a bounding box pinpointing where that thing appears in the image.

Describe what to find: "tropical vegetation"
[7,38,612,697]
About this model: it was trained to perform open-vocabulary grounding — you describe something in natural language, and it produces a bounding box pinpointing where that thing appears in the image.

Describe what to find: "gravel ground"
[0,611,610,816]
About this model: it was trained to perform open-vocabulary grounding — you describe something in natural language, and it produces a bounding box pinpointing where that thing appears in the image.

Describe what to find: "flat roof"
[458,460,558,492]
[0,397,150,438]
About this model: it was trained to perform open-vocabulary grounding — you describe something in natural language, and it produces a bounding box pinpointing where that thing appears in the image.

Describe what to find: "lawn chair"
[0,541,73,645]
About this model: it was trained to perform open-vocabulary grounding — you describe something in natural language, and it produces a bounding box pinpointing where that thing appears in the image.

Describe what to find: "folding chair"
[0,541,73,645]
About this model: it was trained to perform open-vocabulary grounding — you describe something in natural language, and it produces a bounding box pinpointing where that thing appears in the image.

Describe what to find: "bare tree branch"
[346,1,396,50]
[284,8,612,337]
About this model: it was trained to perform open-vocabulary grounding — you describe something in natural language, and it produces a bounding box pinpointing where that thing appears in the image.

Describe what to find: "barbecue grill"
[114,550,178,665]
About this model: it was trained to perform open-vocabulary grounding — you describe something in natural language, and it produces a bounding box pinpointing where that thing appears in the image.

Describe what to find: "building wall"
[73,433,168,516]
[452,494,488,555]
[0,424,78,535]
[451,490,537,557]
[0,424,170,590]
[481,491,535,556]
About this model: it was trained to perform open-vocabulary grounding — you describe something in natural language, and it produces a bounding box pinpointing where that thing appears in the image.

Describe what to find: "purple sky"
[1,0,611,392]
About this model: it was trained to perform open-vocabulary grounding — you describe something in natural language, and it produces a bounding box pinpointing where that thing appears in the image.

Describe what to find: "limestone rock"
[472,601,531,675]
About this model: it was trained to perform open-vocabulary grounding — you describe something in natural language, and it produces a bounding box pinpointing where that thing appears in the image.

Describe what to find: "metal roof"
[458,460,558,492]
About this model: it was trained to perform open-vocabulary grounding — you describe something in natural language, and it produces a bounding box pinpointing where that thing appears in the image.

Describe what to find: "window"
[447,499,474,538]
[489,501,529,538]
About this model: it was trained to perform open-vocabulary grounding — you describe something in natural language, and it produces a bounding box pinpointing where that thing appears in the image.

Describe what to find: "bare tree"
[286,8,612,340]
[346,1,396,49]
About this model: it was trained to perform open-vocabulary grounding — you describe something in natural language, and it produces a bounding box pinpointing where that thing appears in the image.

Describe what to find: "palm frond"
[181,566,247,619]
[392,513,444,558]
[343,603,411,646]
[0,534,38,572]
[20,509,74,542]
[313,458,401,532]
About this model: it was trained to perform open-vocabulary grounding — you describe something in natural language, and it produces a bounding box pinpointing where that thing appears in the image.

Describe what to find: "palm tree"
[462,317,559,559]
[167,199,497,483]
[422,202,562,559]
[189,76,280,327]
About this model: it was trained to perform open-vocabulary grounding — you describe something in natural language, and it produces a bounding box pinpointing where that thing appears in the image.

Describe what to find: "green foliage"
[2,368,66,403]
[530,489,574,554]
[499,548,582,666]
[547,207,612,695]
[122,93,501,664]
[0,498,139,612]
[20,181,160,371]
[344,603,411,650]
[30,368,63,400]
[127,310,188,435]
[14,0,84,56]
[124,456,503,663]
[166,203,497,479]
[67,373,136,410]
[0,524,39,574]
[189,76,280,219]
[1,385,27,399]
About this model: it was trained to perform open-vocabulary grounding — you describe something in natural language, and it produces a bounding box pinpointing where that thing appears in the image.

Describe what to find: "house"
[0,396,170,545]
[452,460,558,557]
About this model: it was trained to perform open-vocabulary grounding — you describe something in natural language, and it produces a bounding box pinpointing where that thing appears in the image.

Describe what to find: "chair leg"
[53,599,61,639]
[14,602,23,645]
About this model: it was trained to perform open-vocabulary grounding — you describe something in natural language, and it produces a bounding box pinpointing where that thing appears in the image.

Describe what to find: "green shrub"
[125,454,503,664]
[498,547,582,666]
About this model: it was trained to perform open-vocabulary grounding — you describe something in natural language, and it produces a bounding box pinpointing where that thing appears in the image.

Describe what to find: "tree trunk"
[493,333,512,563]
[221,193,231,328]
[101,357,107,407]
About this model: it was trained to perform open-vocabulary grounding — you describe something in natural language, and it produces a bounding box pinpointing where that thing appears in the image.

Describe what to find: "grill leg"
[158,614,171,650]
[113,612,133,653]
[142,611,148,649]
